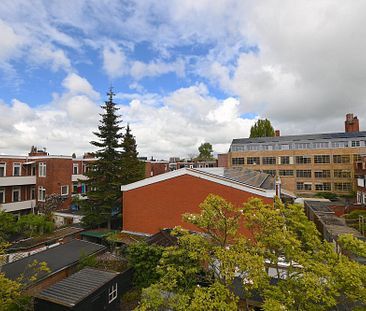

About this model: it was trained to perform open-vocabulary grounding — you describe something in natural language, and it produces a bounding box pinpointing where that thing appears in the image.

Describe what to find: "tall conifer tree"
[121,124,145,185]
[81,88,123,229]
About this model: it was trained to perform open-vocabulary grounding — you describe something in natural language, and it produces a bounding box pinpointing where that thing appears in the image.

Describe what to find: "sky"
[1,1,366,159]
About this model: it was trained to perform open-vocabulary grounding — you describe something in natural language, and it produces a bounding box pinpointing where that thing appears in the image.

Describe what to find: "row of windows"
[261,169,352,178]
[296,182,352,192]
[232,154,357,166]
[231,140,365,152]
[0,162,47,177]
[0,185,69,204]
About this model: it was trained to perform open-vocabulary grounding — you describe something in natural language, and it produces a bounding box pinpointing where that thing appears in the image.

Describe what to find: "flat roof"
[2,240,106,286]
[35,268,118,307]
[232,131,366,145]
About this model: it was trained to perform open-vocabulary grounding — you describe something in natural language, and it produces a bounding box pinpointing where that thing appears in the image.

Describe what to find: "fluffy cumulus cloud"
[1,1,366,157]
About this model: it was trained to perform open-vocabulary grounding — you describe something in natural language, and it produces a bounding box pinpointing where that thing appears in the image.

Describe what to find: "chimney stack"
[275,130,280,137]
[345,113,359,133]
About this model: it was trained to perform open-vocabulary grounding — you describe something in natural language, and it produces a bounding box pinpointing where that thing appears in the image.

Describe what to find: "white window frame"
[13,162,21,176]
[0,187,5,203]
[73,163,79,175]
[31,186,36,200]
[39,162,46,177]
[38,186,46,202]
[61,185,69,196]
[12,187,21,202]
[108,283,118,303]
[0,163,6,177]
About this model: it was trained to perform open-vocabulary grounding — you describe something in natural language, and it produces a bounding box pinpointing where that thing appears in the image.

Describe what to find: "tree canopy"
[135,195,366,310]
[197,142,214,160]
[249,118,275,138]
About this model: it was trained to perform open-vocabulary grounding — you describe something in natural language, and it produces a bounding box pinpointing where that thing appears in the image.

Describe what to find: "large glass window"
[279,170,294,176]
[334,170,351,178]
[38,186,46,202]
[279,156,290,165]
[0,188,5,203]
[315,183,331,191]
[314,155,330,164]
[0,163,5,177]
[333,155,350,163]
[247,157,260,165]
[232,158,244,165]
[334,183,352,192]
[39,162,46,177]
[295,156,311,164]
[12,187,20,202]
[296,170,312,178]
[13,163,21,176]
[297,182,312,191]
[73,163,79,175]
[314,170,331,178]
[262,157,276,165]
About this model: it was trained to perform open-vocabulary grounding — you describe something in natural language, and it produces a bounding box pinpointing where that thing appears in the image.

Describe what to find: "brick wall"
[123,174,273,235]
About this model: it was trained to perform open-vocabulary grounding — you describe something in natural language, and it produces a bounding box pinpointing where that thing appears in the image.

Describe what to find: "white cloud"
[130,59,185,80]
[0,19,22,61]
[62,73,100,99]
[102,42,128,79]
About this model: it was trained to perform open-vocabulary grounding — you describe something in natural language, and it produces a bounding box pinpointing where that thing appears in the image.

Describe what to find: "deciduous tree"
[197,143,214,161]
[249,119,275,138]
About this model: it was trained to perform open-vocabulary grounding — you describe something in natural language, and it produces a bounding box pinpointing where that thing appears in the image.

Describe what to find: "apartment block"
[227,114,366,195]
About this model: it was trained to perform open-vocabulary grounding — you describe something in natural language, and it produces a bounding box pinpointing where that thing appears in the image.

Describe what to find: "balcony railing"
[72,174,88,182]
[0,199,36,212]
[0,176,36,187]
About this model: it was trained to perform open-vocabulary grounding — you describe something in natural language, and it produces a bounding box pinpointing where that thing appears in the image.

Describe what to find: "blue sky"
[1,1,366,158]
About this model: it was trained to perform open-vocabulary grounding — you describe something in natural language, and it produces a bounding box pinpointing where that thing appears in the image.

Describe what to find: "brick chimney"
[28,146,48,156]
[275,130,280,137]
[345,113,359,133]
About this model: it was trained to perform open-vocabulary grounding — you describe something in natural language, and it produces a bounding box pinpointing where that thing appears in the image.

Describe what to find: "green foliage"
[197,142,214,161]
[337,234,366,257]
[137,195,366,310]
[77,253,98,270]
[127,242,164,288]
[16,214,54,238]
[249,118,275,138]
[345,210,366,220]
[0,212,17,242]
[120,124,145,185]
[81,89,124,229]
[314,192,339,201]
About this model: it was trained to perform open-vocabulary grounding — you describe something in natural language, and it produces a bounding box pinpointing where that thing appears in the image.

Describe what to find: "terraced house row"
[227,114,366,195]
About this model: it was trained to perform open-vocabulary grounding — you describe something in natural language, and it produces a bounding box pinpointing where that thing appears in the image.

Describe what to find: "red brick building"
[121,168,275,235]
[0,147,100,213]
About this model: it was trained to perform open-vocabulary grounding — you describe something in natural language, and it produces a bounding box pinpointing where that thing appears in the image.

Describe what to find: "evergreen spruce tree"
[81,89,123,229]
[121,124,145,185]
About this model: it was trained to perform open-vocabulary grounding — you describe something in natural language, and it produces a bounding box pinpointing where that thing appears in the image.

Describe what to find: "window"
[280,144,290,150]
[108,283,118,303]
[231,145,245,152]
[296,170,312,178]
[247,145,259,151]
[279,170,294,176]
[83,164,89,173]
[39,162,46,177]
[279,156,290,165]
[263,170,276,176]
[38,186,46,202]
[0,163,5,177]
[0,188,4,203]
[13,163,21,176]
[315,183,331,191]
[31,187,35,200]
[262,145,273,151]
[351,140,360,147]
[313,142,329,149]
[31,165,36,176]
[334,183,352,192]
[232,158,244,165]
[294,143,311,150]
[297,182,312,191]
[61,185,69,196]
[314,155,330,164]
[333,155,350,163]
[247,157,260,165]
[332,141,348,148]
[12,187,20,202]
[334,170,351,178]
[262,157,276,165]
[295,156,311,164]
[73,183,78,193]
[73,163,78,175]
[354,154,362,162]
[314,170,331,178]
